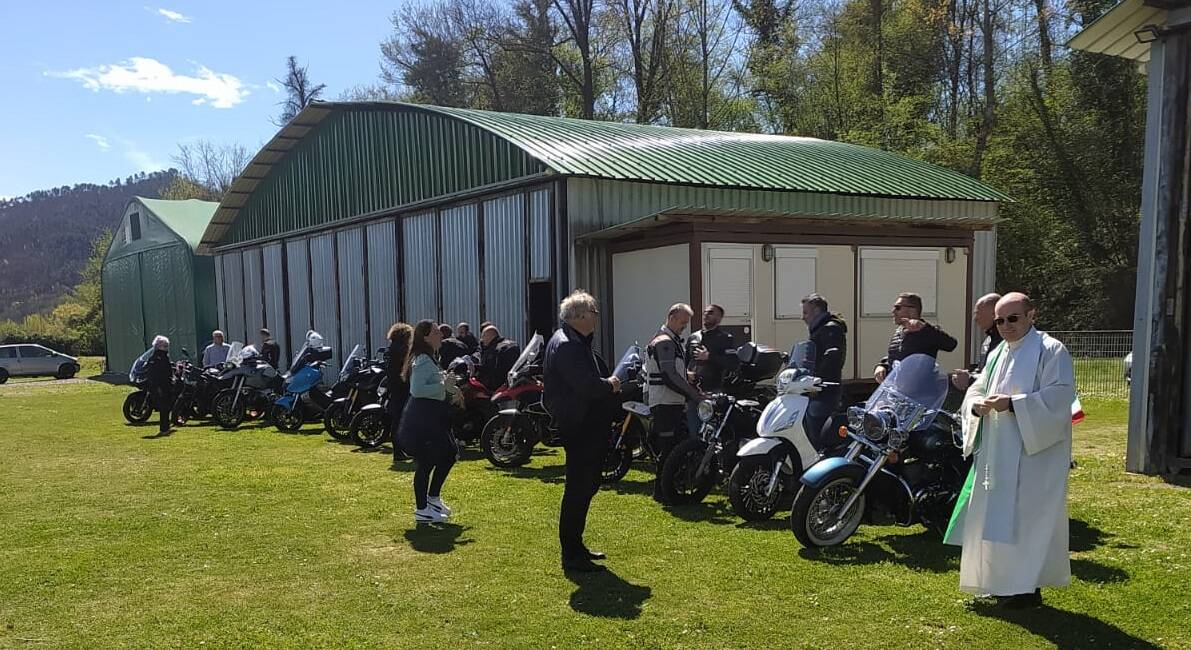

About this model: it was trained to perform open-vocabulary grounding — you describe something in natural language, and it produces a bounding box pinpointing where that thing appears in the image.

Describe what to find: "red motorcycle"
[480,335,564,468]
[446,354,496,447]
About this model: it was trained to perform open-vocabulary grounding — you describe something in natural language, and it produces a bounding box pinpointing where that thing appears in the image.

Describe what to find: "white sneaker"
[427,496,452,516]
[414,506,448,524]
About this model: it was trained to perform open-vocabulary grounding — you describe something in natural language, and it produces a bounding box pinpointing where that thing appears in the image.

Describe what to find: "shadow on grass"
[565,567,651,619]
[796,530,961,573]
[600,477,655,497]
[980,604,1160,650]
[1071,518,1136,552]
[664,499,735,526]
[486,463,568,484]
[402,523,474,554]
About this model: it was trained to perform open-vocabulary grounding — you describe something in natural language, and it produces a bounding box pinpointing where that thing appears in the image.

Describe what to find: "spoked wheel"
[600,441,634,484]
[660,438,718,505]
[211,390,245,430]
[728,455,786,521]
[350,410,390,448]
[123,391,154,424]
[790,476,866,548]
[481,414,534,468]
[272,403,305,432]
[322,402,354,441]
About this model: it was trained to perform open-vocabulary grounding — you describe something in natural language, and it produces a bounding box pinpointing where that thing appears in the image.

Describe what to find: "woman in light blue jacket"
[397,320,458,524]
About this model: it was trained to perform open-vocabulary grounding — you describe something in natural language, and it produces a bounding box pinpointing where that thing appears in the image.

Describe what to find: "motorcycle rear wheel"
[122,391,153,424]
[660,438,718,505]
[481,414,534,468]
[322,402,354,441]
[350,410,390,448]
[790,476,866,547]
[211,390,245,430]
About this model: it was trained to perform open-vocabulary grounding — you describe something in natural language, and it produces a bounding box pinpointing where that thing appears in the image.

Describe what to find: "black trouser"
[390,392,410,463]
[411,432,457,510]
[151,386,171,433]
[559,422,609,561]
[650,404,689,475]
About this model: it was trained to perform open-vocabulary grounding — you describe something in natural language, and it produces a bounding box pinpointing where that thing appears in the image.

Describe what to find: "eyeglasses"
[994,314,1024,326]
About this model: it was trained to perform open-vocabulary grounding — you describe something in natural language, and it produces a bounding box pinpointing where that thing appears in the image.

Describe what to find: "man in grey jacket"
[645,303,706,503]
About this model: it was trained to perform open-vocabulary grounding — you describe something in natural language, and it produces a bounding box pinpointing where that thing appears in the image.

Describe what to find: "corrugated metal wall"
[402,212,439,322]
[309,233,339,365]
[366,219,398,353]
[529,188,552,281]
[242,247,264,341]
[483,195,527,343]
[337,227,367,363]
[222,252,246,344]
[214,253,227,335]
[262,243,287,367]
[224,109,547,245]
[285,239,312,361]
[441,204,480,329]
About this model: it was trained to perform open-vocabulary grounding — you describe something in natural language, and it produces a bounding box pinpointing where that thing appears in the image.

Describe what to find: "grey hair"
[559,290,598,322]
[152,335,170,349]
[667,303,693,318]
[212,330,224,338]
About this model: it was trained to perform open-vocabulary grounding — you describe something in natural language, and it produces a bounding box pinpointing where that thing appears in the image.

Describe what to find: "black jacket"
[260,340,281,369]
[686,327,738,392]
[479,337,521,390]
[877,321,958,372]
[543,322,614,431]
[145,349,173,388]
[976,327,1003,371]
[439,338,470,369]
[809,314,848,382]
[385,346,411,398]
[458,333,479,355]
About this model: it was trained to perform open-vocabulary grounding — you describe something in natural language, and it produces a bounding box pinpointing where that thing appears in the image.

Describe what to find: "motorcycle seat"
[622,401,651,417]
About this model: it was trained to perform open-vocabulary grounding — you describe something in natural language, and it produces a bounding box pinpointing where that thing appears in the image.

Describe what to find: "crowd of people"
[142,284,1073,606]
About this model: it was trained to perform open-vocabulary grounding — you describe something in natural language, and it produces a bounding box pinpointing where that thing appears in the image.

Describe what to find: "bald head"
[994,292,1036,342]
[973,293,1002,331]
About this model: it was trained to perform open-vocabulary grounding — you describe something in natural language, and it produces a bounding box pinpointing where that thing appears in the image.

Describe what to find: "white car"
[0,344,80,383]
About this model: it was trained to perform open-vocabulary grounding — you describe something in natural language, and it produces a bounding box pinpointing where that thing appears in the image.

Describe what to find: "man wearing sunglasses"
[944,292,1076,609]
[873,292,958,383]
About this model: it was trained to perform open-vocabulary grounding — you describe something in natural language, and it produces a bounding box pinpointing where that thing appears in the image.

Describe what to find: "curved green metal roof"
[138,197,218,251]
[414,104,1009,202]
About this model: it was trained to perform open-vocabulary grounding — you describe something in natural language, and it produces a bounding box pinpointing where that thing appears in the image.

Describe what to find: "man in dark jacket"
[438,336,470,370]
[258,329,281,369]
[873,292,957,382]
[801,294,848,445]
[951,293,1003,390]
[145,335,174,435]
[478,326,521,390]
[544,290,620,573]
[456,322,479,355]
[686,304,737,392]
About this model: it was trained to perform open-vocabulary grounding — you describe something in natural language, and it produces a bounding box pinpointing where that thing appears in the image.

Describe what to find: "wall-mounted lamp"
[761,243,775,262]
[1134,25,1161,44]
[945,247,956,264]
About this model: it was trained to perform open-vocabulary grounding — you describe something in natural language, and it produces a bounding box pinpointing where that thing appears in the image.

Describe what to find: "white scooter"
[727,341,838,521]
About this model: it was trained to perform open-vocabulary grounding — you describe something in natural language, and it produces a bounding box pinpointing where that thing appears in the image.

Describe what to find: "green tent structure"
[102,197,219,375]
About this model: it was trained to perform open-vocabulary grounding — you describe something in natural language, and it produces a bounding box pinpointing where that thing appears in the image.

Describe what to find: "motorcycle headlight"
[862,409,897,442]
[697,399,715,422]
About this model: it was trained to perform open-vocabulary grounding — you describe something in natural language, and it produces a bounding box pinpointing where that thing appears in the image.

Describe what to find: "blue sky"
[0,1,407,198]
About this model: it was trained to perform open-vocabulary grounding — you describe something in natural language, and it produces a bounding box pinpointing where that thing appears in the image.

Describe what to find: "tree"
[381,3,471,106]
[274,56,327,126]
[171,141,251,200]
[159,175,219,202]
[492,0,561,115]
[610,0,677,123]
[665,0,752,130]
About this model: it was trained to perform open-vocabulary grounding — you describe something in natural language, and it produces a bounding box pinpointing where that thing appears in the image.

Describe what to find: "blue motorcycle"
[271,331,335,432]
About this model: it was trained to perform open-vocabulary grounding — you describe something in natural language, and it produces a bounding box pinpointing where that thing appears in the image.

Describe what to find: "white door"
[705,245,754,336]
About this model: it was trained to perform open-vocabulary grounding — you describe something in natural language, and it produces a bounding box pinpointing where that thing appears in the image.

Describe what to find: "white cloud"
[266,80,282,93]
[50,57,248,108]
[85,134,111,150]
[149,7,192,23]
[124,145,166,173]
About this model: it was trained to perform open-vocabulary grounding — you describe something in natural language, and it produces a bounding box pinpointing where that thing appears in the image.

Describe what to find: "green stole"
[944,341,1007,542]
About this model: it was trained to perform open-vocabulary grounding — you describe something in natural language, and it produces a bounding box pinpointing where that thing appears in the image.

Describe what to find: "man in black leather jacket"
[801,294,847,445]
[874,292,957,383]
[544,291,621,573]
[478,326,521,390]
[686,304,737,392]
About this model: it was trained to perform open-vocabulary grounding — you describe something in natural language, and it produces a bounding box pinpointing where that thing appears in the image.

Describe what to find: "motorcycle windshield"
[288,345,310,375]
[864,354,949,430]
[612,345,642,383]
[224,342,246,366]
[128,347,154,382]
[507,333,544,383]
[339,344,366,381]
[787,341,817,372]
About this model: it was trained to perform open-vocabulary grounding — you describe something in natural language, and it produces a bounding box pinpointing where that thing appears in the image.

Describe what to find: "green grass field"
[1,379,1187,649]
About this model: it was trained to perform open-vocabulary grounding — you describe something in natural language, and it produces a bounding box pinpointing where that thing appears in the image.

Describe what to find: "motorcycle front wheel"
[600,439,634,484]
[272,403,305,432]
[481,414,534,468]
[122,391,153,424]
[350,410,390,449]
[322,402,354,441]
[728,455,787,521]
[790,476,866,547]
[660,438,718,505]
[211,390,245,430]
[172,394,197,426]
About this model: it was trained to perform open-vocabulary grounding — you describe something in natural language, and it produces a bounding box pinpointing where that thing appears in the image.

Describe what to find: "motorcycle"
[601,344,654,484]
[728,341,845,521]
[323,345,385,441]
[171,349,231,425]
[122,347,160,424]
[271,332,335,432]
[349,375,406,455]
[789,353,968,547]
[659,342,783,505]
[480,334,558,468]
[446,353,496,447]
[209,342,283,430]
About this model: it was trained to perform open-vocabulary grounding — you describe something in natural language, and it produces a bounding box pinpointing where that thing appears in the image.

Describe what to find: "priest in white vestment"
[944,292,1076,607]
